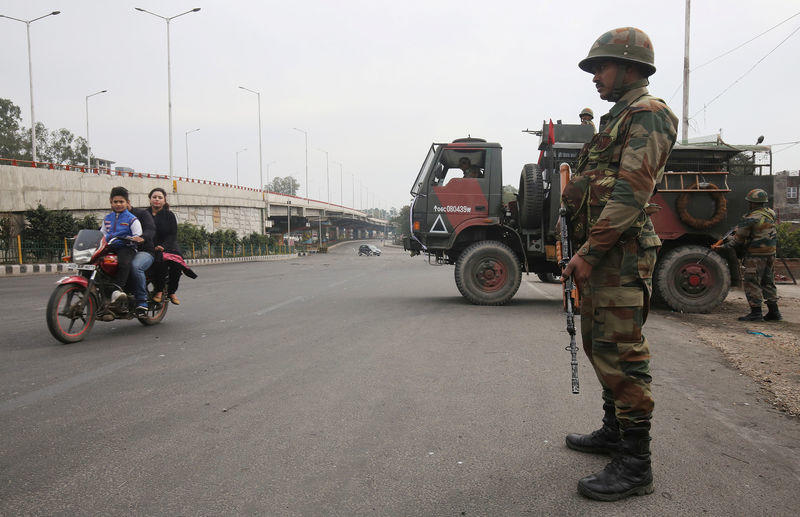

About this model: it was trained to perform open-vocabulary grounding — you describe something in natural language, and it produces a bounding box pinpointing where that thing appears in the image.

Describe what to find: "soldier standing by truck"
[716,188,781,321]
[579,107,596,132]
[560,27,678,501]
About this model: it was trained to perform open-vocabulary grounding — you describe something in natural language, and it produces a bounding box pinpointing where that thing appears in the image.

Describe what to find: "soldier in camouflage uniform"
[561,27,678,501]
[579,107,596,132]
[719,188,781,321]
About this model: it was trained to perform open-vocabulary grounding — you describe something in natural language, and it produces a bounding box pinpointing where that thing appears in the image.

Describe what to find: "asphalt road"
[1,242,798,516]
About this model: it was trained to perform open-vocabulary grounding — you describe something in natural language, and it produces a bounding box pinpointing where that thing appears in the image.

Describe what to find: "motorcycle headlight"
[73,247,96,264]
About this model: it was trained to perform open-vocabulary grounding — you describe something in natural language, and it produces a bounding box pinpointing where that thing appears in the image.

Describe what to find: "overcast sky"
[1,0,798,211]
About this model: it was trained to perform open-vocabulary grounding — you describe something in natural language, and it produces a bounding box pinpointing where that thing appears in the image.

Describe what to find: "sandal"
[168,294,180,305]
[152,292,163,303]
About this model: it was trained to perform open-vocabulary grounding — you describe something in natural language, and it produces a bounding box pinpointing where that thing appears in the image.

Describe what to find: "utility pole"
[287,200,292,254]
[681,0,691,144]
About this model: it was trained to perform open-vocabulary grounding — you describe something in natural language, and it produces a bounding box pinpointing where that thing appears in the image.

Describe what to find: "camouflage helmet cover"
[579,27,656,76]
[580,107,594,118]
[745,188,769,203]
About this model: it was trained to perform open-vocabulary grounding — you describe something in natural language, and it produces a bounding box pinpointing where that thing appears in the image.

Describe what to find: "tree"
[0,98,27,159]
[728,152,756,176]
[392,205,410,236]
[502,184,518,204]
[266,176,301,195]
[46,128,88,165]
[1,98,89,165]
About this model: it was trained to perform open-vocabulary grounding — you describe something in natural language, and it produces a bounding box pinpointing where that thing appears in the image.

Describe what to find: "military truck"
[403,123,773,312]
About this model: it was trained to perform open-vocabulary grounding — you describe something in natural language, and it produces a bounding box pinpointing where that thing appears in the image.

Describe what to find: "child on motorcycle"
[100,187,142,307]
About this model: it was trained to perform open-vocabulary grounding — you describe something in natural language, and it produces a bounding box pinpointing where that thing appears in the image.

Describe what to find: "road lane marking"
[0,354,146,414]
[254,296,304,316]
[525,280,560,300]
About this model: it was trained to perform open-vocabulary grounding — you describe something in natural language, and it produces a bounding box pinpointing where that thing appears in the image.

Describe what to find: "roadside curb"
[1,263,73,277]
[186,254,298,267]
[0,254,300,278]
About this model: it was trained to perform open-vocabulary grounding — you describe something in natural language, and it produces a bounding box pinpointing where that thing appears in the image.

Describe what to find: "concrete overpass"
[0,161,390,240]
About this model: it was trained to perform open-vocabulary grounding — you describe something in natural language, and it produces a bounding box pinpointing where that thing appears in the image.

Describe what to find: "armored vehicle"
[403,124,773,312]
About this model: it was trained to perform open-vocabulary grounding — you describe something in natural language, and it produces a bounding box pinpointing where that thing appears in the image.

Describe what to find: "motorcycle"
[46,229,168,343]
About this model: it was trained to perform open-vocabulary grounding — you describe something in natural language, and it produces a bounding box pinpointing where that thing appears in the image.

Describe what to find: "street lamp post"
[315,147,330,203]
[292,128,309,204]
[333,161,343,206]
[134,6,201,178]
[85,89,108,170]
[287,200,292,254]
[235,148,247,185]
[185,128,200,178]
[238,86,263,194]
[0,10,61,163]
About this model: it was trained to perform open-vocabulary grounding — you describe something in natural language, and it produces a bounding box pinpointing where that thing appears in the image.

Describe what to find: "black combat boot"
[566,402,620,455]
[764,302,783,321]
[577,427,653,501]
[738,306,763,321]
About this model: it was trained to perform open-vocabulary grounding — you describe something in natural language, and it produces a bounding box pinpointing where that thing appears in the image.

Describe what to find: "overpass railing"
[0,157,369,216]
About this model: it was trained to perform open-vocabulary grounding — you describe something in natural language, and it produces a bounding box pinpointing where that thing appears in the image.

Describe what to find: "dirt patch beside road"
[661,284,800,418]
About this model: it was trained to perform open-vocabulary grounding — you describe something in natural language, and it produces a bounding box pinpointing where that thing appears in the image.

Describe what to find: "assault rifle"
[557,163,580,394]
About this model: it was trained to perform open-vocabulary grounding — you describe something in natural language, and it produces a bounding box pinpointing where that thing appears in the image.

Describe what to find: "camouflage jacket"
[562,81,678,266]
[728,207,777,256]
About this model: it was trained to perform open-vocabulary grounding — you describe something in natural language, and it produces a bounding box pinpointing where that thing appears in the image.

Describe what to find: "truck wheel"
[655,245,731,313]
[518,163,544,229]
[455,241,522,305]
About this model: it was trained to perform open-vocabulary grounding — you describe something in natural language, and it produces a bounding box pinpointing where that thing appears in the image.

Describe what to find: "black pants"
[153,260,181,295]
[112,246,136,290]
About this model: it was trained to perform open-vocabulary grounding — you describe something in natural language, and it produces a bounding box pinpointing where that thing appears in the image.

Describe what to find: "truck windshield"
[411,144,439,196]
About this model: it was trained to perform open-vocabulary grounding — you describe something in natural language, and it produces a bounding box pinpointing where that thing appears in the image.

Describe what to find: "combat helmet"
[579,27,656,76]
[745,188,769,203]
[579,107,594,119]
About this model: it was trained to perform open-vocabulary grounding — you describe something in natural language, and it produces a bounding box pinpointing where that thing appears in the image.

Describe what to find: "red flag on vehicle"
[548,119,555,145]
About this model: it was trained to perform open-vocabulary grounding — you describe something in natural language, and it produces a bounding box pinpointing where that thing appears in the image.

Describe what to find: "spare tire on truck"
[454,241,522,305]
[518,163,544,229]
[654,245,731,313]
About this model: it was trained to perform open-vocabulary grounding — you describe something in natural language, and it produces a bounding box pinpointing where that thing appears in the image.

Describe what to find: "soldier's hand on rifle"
[562,253,593,287]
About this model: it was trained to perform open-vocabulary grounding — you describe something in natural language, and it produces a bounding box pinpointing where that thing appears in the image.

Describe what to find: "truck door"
[424,148,493,247]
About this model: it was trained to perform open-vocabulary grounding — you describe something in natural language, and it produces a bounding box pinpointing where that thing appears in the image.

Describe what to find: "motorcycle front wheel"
[46,284,96,343]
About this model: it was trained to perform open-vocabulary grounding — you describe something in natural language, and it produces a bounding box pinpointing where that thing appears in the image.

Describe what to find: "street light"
[292,127,309,203]
[238,86,263,195]
[1,10,61,163]
[185,128,200,178]
[85,89,108,170]
[235,148,247,185]
[315,147,330,203]
[134,6,201,178]
[287,199,292,254]
[333,160,343,206]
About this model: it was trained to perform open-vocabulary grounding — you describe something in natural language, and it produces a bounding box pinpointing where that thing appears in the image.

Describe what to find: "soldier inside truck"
[430,150,486,186]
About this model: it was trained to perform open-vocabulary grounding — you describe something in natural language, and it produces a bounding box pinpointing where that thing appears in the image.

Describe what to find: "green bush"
[241,231,274,249]
[777,222,800,258]
[75,214,98,231]
[176,221,209,251]
[22,204,77,248]
[209,229,238,248]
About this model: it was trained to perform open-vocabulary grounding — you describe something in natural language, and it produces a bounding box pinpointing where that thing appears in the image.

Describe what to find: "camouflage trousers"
[579,239,657,430]
[742,255,778,307]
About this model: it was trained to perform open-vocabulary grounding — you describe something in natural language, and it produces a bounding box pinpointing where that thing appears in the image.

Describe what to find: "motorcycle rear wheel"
[47,284,96,343]
[136,281,169,327]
